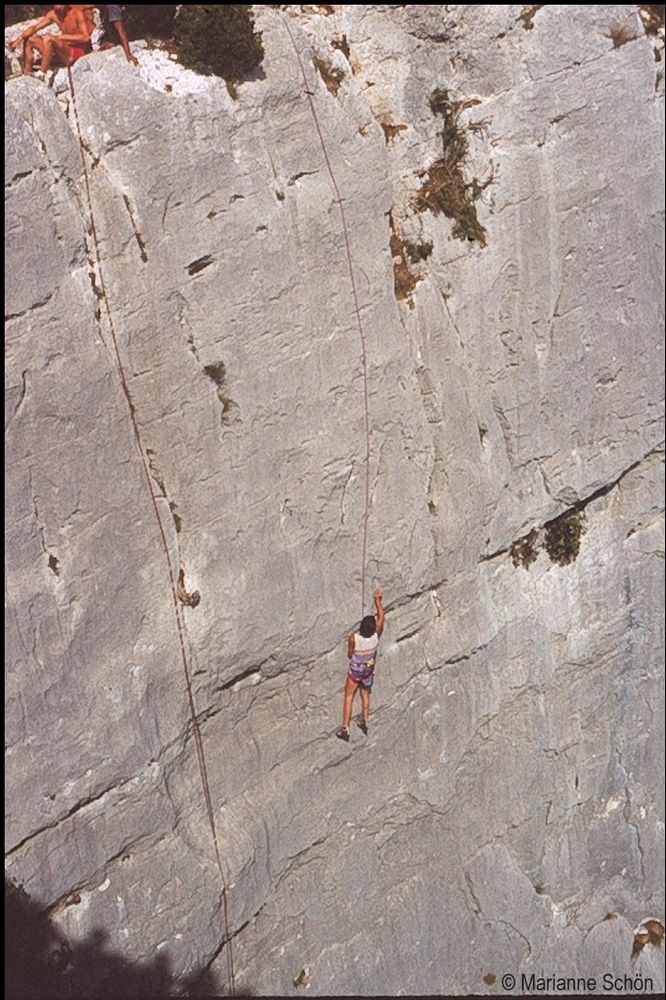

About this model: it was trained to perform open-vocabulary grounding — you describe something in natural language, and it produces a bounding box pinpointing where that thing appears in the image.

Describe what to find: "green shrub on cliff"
[543,511,586,566]
[175,5,264,86]
[5,6,45,26]
[123,5,177,42]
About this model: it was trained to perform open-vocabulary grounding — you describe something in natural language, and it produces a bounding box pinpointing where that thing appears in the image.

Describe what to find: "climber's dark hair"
[359,615,376,638]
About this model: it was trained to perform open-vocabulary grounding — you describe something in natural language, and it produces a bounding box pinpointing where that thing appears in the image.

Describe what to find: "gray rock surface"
[5,5,664,996]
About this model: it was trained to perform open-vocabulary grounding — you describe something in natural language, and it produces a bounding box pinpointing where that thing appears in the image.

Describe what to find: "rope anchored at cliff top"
[66,66,235,997]
[278,10,373,622]
[59,7,372,986]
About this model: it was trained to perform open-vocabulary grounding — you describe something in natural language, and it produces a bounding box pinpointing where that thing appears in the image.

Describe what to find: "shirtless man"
[10,6,93,76]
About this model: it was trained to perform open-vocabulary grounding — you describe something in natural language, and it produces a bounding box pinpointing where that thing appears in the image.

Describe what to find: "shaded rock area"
[4,877,222,999]
[5,5,665,997]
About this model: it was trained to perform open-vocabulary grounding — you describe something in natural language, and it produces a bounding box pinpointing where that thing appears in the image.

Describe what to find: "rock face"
[5,5,665,996]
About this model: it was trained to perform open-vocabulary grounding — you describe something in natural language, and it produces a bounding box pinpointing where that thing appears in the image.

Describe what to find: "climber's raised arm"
[374,589,386,636]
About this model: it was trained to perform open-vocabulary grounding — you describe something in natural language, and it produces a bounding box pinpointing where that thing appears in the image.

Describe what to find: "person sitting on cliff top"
[10,5,93,77]
[91,5,138,66]
[336,589,386,742]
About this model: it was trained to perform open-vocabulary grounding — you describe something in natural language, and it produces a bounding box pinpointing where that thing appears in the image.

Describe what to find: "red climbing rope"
[279,11,372,620]
[66,67,235,997]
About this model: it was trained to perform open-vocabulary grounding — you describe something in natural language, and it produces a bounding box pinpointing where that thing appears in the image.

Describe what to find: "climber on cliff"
[336,589,386,742]
[10,6,93,76]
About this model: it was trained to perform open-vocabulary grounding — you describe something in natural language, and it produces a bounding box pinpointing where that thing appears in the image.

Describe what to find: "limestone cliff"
[5,5,665,996]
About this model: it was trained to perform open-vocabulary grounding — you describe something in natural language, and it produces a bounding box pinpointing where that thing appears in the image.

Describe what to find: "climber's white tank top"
[350,633,379,670]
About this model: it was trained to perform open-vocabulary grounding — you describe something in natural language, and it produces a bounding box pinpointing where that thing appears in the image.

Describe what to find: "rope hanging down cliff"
[66,67,235,997]
[278,11,373,621]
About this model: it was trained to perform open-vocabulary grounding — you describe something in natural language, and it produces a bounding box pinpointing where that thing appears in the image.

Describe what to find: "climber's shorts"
[349,668,374,690]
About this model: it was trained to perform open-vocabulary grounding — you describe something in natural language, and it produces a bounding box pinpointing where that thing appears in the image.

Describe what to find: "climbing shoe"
[357,718,368,736]
[335,727,350,742]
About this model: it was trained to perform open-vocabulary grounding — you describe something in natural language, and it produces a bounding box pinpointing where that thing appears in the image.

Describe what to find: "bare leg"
[342,675,358,730]
[23,37,47,75]
[41,37,74,74]
[359,687,370,724]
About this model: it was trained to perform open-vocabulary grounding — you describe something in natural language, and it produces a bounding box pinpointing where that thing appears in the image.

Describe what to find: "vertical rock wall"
[5,5,664,995]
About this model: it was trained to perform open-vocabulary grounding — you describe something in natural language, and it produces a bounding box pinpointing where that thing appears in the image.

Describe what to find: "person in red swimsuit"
[10,6,93,76]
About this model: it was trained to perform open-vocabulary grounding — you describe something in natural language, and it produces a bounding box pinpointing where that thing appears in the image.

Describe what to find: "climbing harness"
[278,10,373,621]
[66,67,235,997]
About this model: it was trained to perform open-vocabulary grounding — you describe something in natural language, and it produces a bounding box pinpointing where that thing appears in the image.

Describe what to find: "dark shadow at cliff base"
[4,878,245,999]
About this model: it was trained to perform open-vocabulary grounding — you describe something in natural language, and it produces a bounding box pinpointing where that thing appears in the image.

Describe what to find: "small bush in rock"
[175,6,264,87]
[543,511,586,566]
[416,87,488,246]
[606,22,637,48]
[639,5,665,36]
[123,6,177,42]
[404,239,433,264]
[511,529,539,569]
[313,54,345,96]
[389,213,420,306]
[5,6,42,26]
